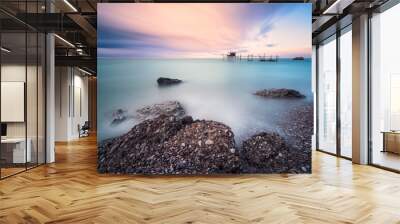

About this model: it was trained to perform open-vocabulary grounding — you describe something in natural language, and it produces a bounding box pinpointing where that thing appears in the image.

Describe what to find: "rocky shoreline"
[278,104,313,173]
[99,98,313,174]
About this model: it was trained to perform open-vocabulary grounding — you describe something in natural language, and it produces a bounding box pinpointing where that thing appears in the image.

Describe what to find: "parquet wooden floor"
[1,135,400,224]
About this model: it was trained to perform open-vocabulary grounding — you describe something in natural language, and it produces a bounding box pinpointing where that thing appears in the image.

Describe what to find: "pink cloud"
[99,4,245,52]
[98,4,311,58]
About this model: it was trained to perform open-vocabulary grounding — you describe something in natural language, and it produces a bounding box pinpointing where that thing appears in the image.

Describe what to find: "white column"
[46,32,55,163]
[45,0,56,163]
[352,14,369,164]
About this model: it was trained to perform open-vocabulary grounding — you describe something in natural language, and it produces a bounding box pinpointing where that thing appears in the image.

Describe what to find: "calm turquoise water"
[98,58,312,142]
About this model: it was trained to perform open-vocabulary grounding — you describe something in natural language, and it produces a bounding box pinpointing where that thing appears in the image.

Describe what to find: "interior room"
[0,11,46,178]
[0,0,400,223]
[370,2,400,171]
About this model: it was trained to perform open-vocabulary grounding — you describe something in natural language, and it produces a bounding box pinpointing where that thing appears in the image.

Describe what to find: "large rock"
[98,115,194,174]
[98,115,240,174]
[110,109,130,126]
[241,132,289,173]
[254,88,305,98]
[163,120,239,174]
[135,101,185,122]
[157,77,182,86]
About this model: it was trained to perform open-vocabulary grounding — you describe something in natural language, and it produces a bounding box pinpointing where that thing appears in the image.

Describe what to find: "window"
[317,36,337,154]
[316,26,352,159]
[370,3,400,171]
[339,28,352,158]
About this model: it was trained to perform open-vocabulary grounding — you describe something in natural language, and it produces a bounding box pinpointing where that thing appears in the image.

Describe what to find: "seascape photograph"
[97,3,313,174]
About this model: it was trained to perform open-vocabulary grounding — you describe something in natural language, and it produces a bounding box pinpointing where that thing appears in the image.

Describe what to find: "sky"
[98,3,311,59]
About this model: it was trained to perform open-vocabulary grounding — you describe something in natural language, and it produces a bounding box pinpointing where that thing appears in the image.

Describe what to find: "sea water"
[98,58,312,143]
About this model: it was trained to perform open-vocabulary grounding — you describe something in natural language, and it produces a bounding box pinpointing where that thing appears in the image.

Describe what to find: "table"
[1,138,31,163]
[382,131,400,154]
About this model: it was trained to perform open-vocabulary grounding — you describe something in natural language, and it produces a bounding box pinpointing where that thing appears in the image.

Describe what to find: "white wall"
[72,73,89,138]
[1,65,27,139]
[55,67,89,141]
[55,66,70,141]
[1,64,42,137]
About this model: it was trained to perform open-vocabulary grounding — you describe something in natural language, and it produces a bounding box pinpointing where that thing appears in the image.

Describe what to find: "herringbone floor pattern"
[1,135,400,224]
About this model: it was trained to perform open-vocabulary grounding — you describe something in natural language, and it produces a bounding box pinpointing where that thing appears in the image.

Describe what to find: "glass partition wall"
[370,3,400,171]
[315,26,352,159]
[0,31,27,177]
[0,3,46,179]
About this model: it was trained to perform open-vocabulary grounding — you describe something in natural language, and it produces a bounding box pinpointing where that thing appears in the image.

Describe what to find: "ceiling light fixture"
[323,0,342,14]
[54,34,75,48]
[322,0,355,15]
[76,48,85,55]
[63,0,78,12]
[1,47,11,53]
[78,67,93,76]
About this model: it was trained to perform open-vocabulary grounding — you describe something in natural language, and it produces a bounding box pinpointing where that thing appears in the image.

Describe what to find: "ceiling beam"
[55,55,96,73]
[67,13,97,45]
[323,0,356,14]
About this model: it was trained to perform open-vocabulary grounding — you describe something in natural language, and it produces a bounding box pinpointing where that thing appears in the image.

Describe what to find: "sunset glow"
[98,3,311,58]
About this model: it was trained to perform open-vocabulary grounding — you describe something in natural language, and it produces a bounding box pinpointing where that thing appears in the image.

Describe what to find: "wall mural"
[97,3,313,174]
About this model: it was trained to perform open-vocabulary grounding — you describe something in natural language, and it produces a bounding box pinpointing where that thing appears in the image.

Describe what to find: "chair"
[78,121,90,138]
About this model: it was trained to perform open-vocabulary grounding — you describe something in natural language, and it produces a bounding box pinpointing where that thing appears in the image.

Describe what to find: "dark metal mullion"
[367,11,373,165]
[24,0,28,171]
[315,45,320,151]
[336,28,341,157]
[44,31,47,165]
[44,0,48,165]
[36,0,39,168]
[0,169,28,179]
[370,163,400,174]
[317,148,352,161]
